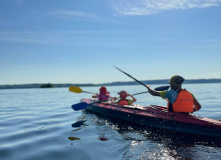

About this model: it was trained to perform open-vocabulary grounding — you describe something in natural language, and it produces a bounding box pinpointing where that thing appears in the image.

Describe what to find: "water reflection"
[71,120,87,128]
[71,128,81,132]
[68,137,80,141]
[68,120,88,144]
[84,112,221,160]
[98,134,109,141]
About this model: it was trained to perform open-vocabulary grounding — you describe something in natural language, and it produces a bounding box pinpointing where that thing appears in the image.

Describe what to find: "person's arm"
[106,93,118,101]
[127,94,137,102]
[105,92,112,99]
[92,94,98,98]
[146,85,161,96]
[109,96,118,101]
[192,95,201,112]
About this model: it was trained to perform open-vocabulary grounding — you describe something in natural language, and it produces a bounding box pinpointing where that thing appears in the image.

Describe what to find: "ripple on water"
[0,86,221,160]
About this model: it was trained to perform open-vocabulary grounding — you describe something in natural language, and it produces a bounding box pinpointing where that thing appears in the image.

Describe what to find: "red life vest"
[167,90,194,113]
[118,100,129,105]
[98,94,109,100]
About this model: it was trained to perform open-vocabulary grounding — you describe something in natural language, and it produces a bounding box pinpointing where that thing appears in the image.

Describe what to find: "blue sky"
[0,0,221,85]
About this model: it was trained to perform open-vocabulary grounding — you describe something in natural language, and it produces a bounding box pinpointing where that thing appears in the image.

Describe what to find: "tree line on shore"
[0,79,221,89]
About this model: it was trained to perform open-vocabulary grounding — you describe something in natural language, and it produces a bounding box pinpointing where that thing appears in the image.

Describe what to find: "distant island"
[0,79,221,89]
[40,83,55,88]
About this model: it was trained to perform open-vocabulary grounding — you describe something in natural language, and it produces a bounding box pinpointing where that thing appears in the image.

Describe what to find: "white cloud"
[112,0,221,15]
[0,31,128,46]
[1,31,221,48]
[50,9,99,19]
[49,9,119,23]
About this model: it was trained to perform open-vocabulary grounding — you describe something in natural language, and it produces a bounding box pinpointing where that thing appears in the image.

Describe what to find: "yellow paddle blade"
[69,86,82,93]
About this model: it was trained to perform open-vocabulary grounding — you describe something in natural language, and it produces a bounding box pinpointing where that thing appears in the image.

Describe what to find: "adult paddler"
[146,75,201,113]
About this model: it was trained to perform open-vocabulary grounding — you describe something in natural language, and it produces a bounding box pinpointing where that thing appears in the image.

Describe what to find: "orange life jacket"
[167,90,194,113]
[118,100,129,105]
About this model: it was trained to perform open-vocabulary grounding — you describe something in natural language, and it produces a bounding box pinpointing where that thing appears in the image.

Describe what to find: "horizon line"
[1,78,221,86]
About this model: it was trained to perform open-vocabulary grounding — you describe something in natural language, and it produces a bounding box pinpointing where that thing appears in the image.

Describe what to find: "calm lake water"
[0,83,221,160]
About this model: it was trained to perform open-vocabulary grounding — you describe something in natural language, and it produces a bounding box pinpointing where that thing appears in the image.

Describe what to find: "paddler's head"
[99,86,107,95]
[169,75,185,90]
[118,90,127,99]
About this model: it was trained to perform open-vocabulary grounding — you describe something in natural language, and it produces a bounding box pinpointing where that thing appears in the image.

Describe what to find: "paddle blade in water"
[71,102,88,111]
[69,86,83,93]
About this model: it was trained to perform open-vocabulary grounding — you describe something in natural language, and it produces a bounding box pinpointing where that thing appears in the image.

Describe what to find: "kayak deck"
[81,98,221,139]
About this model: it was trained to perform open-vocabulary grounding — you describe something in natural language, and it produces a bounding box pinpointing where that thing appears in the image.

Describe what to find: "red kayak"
[81,98,221,139]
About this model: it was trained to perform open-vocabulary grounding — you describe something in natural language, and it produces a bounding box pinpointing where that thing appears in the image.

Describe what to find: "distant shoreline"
[0,79,221,89]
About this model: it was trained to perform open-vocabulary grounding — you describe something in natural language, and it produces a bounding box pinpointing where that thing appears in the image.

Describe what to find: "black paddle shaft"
[131,86,170,96]
[114,66,148,88]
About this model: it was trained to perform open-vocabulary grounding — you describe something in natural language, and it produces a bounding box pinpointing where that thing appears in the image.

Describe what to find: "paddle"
[69,85,169,96]
[72,101,103,111]
[71,85,169,111]
[113,66,169,91]
[132,85,169,96]
[69,86,95,94]
[113,65,148,88]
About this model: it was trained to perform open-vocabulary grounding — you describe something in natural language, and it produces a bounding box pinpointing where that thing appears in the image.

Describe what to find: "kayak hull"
[81,99,221,139]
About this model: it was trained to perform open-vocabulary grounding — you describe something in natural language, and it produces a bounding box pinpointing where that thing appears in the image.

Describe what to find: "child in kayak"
[92,86,115,101]
[146,75,201,113]
[116,90,137,105]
